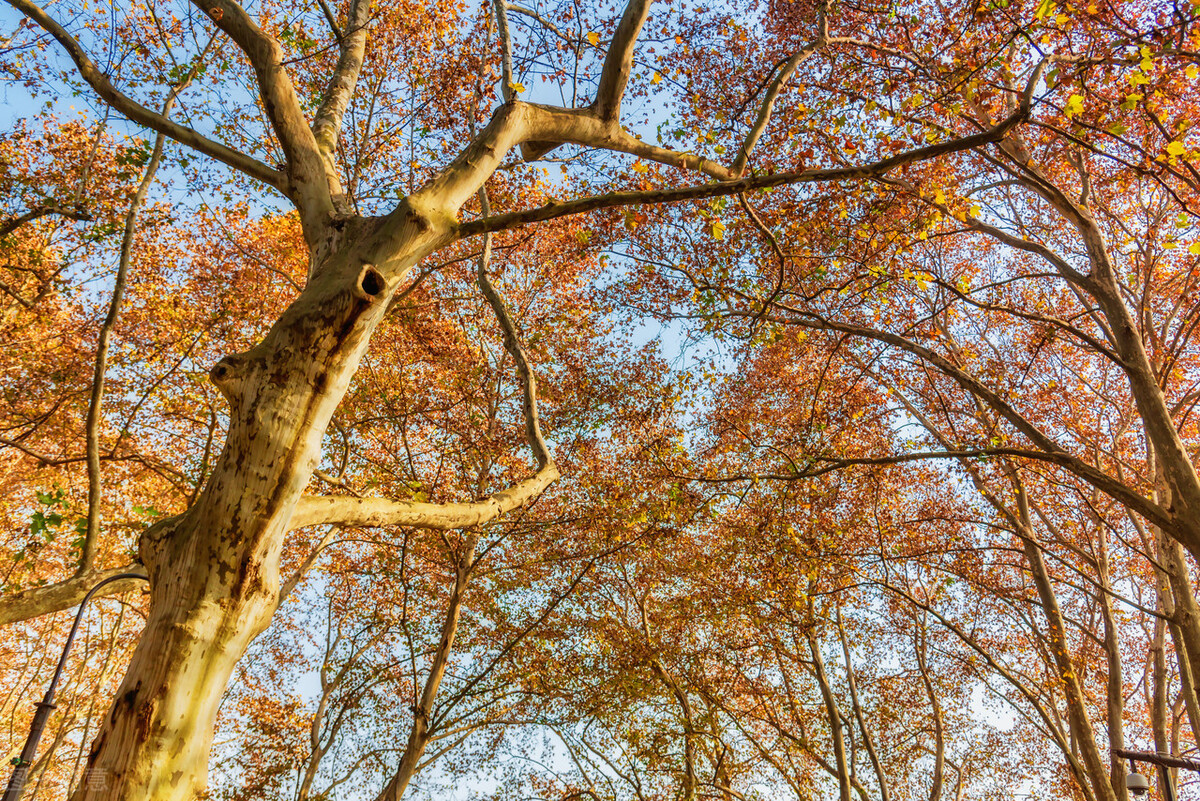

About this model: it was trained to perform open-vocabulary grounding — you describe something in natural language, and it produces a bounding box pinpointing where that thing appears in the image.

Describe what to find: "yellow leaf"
[1168,140,1186,156]
[508,81,525,94]
[1064,93,1084,118]
[933,189,946,205]
[632,161,648,173]
[1188,65,1200,80]
[651,71,662,84]
[587,31,599,46]
[710,219,726,240]
[1189,242,1200,255]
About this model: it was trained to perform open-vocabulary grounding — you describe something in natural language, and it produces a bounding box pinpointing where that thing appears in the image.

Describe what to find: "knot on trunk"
[209,354,249,402]
[352,263,388,302]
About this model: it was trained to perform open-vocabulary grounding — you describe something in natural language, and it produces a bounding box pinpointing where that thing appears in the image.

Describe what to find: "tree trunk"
[70,209,444,801]
[1097,527,1127,801]
[1021,537,1118,801]
[375,534,476,801]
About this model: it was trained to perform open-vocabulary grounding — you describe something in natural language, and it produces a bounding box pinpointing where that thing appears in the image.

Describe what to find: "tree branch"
[733,1,831,176]
[0,203,92,239]
[197,0,337,233]
[311,0,372,170]
[591,0,652,121]
[288,465,557,531]
[0,564,147,626]
[455,105,1029,238]
[476,187,552,470]
[759,308,1178,536]
[6,0,282,189]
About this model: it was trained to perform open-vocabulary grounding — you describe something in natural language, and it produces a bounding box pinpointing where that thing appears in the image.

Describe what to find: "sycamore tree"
[1,0,1196,798]
[607,0,1200,797]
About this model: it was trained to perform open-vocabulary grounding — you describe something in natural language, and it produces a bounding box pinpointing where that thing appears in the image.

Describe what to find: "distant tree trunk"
[1014,480,1118,801]
[1096,524,1127,801]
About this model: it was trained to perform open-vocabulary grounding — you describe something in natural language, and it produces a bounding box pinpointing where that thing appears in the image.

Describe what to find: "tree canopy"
[2,0,1200,798]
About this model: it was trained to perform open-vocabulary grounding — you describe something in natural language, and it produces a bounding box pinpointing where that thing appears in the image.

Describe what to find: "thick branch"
[288,465,558,531]
[409,100,727,224]
[311,0,372,163]
[6,0,281,189]
[592,0,652,121]
[0,564,147,626]
[456,105,1029,238]
[198,0,337,230]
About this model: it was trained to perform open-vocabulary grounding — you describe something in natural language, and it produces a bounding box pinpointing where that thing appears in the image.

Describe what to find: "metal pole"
[1159,763,1178,801]
[2,572,147,801]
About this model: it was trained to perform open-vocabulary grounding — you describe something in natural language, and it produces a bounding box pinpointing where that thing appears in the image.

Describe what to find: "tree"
[2,0,1198,798]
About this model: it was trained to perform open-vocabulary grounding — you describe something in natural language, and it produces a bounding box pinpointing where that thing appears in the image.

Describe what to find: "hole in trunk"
[356,264,386,299]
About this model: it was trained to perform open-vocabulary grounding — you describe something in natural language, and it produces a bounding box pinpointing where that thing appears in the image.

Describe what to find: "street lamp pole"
[2,572,147,801]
